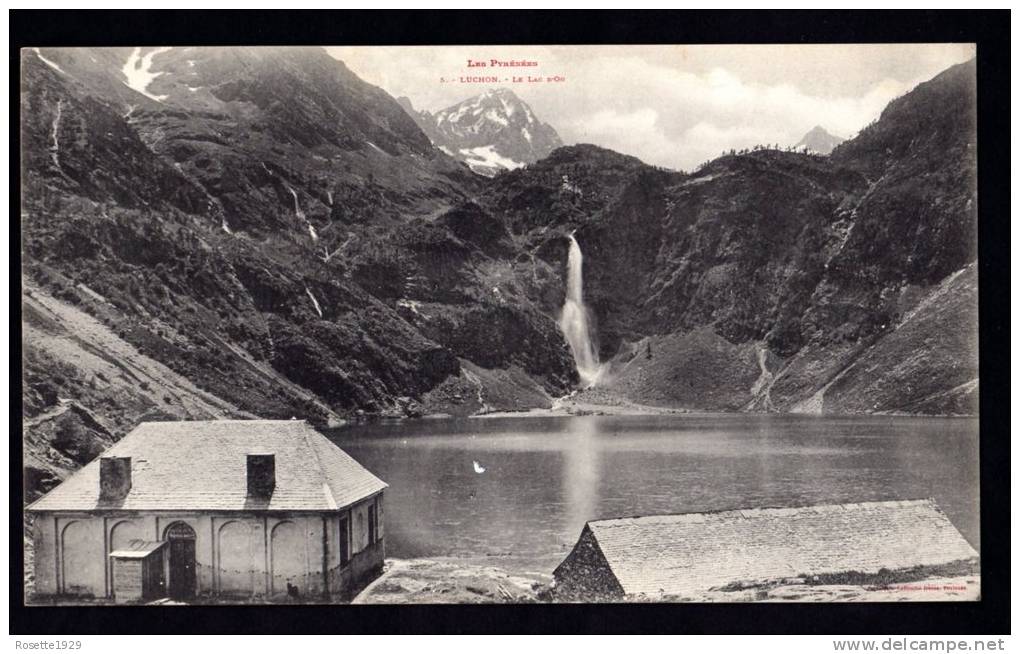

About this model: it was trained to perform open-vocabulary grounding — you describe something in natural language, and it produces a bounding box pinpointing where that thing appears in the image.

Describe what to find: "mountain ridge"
[20,49,978,497]
[478,59,977,414]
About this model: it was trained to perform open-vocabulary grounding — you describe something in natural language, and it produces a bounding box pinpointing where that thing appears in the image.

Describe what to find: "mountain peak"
[401,88,563,177]
[795,125,844,155]
[395,96,416,113]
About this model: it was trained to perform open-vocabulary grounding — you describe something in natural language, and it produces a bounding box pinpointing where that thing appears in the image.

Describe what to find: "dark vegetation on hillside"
[21,49,978,496]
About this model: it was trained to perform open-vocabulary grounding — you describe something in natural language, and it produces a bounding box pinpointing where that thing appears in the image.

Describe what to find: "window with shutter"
[367,502,377,544]
[339,515,350,566]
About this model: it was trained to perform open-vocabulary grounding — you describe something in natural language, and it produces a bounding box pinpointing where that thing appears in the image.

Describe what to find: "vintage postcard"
[21,42,979,606]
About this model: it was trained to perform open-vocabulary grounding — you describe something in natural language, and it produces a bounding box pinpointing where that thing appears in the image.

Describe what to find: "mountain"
[20,48,977,497]
[400,88,563,177]
[20,47,576,496]
[795,125,844,154]
[24,46,479,232]
[479,59,977,414]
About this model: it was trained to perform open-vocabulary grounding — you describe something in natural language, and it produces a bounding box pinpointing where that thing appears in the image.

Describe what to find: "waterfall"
[286,185,318,241]
[305,286,323,318]
[559,233,604,387]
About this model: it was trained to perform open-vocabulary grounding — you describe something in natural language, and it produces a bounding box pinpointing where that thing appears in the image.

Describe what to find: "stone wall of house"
[329,539,385,598]
[326,494,385,596]
[30,492,385,602]
[552,526,625,601]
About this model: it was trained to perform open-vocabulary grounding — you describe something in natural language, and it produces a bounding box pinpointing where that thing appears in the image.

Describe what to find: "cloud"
[573,108,676,168]
[556,57,930,169]
[329,44,975,171]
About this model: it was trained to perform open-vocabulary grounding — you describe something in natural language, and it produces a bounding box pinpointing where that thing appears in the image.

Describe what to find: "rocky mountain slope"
[20,49,977,495]
[795,125,844,154]
[20,47,576,494]
[478,59,978,415]
[398,89,563,176]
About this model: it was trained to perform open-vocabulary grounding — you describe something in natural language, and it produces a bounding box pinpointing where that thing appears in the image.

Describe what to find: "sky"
[328,44,975,171]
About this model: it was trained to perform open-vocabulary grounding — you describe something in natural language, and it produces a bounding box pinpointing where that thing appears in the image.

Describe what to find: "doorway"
[164,521,197,600]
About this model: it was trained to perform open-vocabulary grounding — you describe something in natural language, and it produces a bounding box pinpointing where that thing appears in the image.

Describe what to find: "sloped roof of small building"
[28,420,386,512]
[572,499,978,597]
[109,540,167,558]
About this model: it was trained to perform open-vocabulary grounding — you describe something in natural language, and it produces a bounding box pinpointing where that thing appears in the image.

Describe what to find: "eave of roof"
[27,420,386,513]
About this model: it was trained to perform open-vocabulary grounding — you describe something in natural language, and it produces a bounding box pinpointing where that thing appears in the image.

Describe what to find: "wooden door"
[165,522,196,600]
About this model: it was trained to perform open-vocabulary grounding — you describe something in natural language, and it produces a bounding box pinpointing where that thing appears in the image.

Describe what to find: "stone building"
[27,420,387,603]
[552,499,979,600]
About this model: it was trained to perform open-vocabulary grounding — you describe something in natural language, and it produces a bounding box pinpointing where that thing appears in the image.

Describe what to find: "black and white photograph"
[15,11,1006,628]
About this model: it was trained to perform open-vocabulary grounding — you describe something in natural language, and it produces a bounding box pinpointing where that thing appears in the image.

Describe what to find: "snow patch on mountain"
[33,48,67,75]
[485,109,509,127]
[400,88,562,177]
[122,47,173,102]
[459,146,524,173]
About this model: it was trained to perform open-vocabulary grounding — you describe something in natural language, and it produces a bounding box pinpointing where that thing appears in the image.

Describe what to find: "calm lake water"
[328,414,979,573]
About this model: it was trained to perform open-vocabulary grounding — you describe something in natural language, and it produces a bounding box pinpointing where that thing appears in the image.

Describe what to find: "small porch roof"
[109,539,167,559]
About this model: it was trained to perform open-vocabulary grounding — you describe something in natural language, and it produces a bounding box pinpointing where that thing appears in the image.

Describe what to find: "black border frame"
[10,9,1010,635]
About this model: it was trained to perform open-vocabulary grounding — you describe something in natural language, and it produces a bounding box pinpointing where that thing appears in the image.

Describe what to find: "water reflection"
[561,417,602,541]
[331,414,979,573]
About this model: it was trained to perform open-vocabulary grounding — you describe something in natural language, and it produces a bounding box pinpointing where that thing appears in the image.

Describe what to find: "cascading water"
[559,233,604,387]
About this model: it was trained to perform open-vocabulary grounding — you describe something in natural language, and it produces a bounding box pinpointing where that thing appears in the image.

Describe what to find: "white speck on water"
[473,461,486,474]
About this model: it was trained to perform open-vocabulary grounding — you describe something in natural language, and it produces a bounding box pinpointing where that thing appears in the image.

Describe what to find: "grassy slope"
[820,264,978,415]
[601,328,760,411]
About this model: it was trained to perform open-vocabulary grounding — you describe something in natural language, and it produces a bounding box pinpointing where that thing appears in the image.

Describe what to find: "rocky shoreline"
[471,386,975,420]
[351,559,980,604]
[23,548,979,605]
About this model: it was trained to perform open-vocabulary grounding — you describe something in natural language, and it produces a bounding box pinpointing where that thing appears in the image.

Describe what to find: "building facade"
[28,420,387,603]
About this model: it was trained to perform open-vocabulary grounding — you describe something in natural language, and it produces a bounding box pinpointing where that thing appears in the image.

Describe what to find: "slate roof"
[28,420,386,512]
[580,499,978,597]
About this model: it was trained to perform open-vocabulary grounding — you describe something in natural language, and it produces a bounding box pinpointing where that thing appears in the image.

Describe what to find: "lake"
[328,414,979,574]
